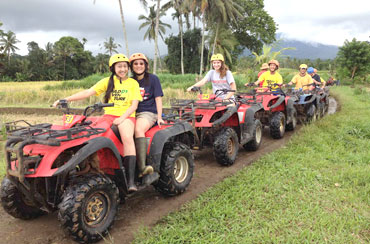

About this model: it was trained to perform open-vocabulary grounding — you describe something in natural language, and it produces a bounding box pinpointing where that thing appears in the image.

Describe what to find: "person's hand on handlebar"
[187,86,201,92]
[52,99,68,108]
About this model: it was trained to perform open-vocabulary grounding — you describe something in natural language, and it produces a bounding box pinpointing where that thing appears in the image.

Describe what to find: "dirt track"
[0,98,337,244]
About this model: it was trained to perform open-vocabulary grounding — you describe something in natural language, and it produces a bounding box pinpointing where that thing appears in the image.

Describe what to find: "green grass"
[133,86,370,244]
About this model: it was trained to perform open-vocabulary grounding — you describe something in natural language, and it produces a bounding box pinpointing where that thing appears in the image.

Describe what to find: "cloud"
[0,0,177,57]
[264,0,370,46]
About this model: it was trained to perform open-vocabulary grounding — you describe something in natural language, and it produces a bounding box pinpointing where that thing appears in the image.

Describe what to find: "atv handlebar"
[214,89,236,98]
[190,86,202,94]
[83,102,114,117]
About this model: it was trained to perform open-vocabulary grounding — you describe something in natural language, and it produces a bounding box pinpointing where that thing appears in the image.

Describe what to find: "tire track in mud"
[0,98,338,244]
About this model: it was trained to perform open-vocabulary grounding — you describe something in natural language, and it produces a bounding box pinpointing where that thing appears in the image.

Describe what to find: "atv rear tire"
[269,112,286,139]
[58,174,119,243]
[286,107,297,131]
[154,142,194,196]
[243,119,262,151]
[306,104,317,123]
[213,127,239,166]
[0,177,45,220]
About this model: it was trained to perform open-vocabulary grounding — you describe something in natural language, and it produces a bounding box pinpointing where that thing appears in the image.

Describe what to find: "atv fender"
[241,103,264,144]
[148,122,194,168]
[53,137,122,176]
[269,96,285,110]
[212,105,239,127]
[306,94,317,104]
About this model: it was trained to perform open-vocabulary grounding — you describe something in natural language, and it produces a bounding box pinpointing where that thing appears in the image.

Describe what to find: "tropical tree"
[0,30,20,65]
[138,3,171,72]
[138,5,170,42]
[252,44,295,67]
[54,36,87,80]
[208,25,238,65]
[163,0,186,75]
[93,53,110,73]
[165,28,207,74]
[231,0,276,54]
[100,37,122,56]
[153,0,162,74]
[337,38,370,85]
[207,0,243,54]
[185,0,210,75]
[93,0,148,56]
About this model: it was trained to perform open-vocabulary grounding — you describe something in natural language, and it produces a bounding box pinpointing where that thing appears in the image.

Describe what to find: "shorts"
[101,114,136,124]
[136,111,157,126]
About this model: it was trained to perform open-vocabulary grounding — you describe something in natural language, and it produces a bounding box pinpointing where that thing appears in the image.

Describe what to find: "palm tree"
[185,0,210,75]
[100,37,122,56]
[54,42,75,80]
[208,25,238,64]
[208,0,242,54]
[138,4,171,72]
[153,0,162,74]
[0,31,20,65]
[164,0,186,75]
[138,5,170,41]
[94,54,110,73]
[93,0,148,56]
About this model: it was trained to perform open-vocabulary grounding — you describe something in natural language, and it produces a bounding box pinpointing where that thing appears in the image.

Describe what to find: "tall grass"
[0,70,343,107]
[133,86,370,243]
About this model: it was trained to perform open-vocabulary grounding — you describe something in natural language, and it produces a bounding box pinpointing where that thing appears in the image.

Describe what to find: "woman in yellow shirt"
[53,54,142,192]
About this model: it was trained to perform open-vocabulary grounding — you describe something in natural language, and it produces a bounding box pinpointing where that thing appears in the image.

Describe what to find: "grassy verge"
[133,86,370,243]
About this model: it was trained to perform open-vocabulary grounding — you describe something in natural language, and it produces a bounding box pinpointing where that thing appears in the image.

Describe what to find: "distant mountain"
[275,39,339,60]
[243,35,339,60]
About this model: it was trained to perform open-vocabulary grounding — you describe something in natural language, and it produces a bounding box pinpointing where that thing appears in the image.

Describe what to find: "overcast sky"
[0,0,369,57]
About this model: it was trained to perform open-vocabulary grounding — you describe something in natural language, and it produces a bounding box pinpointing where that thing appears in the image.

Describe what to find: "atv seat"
[111,122,159,143]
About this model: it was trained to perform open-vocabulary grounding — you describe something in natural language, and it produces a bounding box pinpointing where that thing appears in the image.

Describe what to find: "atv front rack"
[170,98,234,110]
[6,120,106,144]
[4,120,106,182]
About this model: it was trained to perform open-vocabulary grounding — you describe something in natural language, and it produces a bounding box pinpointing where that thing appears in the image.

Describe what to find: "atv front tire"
[0,177,45,220]
[286,107,297,131]
[154,142,194,196]
[243,119,262,151]
[213,127,239,166]
[58,174,119,243]
[270,112,286,139]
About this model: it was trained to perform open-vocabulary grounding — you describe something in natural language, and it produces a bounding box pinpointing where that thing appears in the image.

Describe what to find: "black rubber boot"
[135,137,153,177]
[123,156,137,192]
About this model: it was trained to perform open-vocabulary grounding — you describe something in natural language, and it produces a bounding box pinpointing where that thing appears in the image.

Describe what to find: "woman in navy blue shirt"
[129,53,164,177]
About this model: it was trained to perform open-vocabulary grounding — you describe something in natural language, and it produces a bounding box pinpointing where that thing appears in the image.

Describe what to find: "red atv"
[1,101,195,243]
[169,87,264,166]
[243,83,298,139]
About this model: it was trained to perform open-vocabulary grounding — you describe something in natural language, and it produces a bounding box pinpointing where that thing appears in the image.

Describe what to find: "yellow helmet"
[210,53,224,62]
[109,53,129,68]
[299,64,308,69]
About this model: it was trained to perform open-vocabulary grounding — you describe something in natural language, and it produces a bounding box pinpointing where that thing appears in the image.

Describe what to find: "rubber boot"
[123,156,137,192]
[135,137,154,177]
